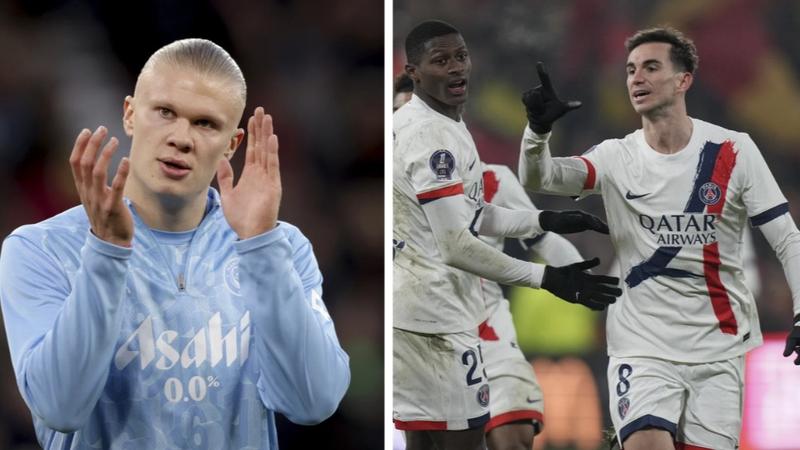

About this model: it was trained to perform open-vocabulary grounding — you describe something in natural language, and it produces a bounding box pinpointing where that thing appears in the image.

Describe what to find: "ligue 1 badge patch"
[699,182,721,205]
[618,396,630,419]
[477,384,490,407]
[429,149,456,181]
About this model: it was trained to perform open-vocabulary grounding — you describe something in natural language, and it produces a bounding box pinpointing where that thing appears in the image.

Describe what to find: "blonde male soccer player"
[0,39,349,449]
[393,20,621,450]
[518,27,800,450]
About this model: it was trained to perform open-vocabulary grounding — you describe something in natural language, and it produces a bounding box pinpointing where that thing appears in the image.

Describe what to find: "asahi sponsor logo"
[114,311,251,371]
[639,213,717,246]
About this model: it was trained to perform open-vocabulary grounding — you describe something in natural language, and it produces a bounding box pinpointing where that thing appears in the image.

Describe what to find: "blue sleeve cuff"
[750,202,790,227]
[85,231,133,260]
[234,224,287,254]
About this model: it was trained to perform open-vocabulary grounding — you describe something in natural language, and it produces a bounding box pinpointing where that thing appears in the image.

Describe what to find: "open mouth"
[632,90,650,101]
[448,79,467,95]
[158,158,191,179]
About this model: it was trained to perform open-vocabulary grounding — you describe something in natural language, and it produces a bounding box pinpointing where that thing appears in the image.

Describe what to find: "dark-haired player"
[393,20,621,450]
[519,27,800,450]
[394,73,414,112]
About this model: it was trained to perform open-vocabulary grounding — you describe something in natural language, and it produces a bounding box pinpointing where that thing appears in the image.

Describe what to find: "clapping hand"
[217,107,282,239]
[68,126,133,247]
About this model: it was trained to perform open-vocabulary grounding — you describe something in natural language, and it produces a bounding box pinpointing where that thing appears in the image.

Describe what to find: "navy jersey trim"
[467,412,491,429]
[619,414,677,443]
[750,202,789,227]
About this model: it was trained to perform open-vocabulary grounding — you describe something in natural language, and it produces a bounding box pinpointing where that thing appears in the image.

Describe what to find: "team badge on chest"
[699,182,721,205]
[429,149,455,181]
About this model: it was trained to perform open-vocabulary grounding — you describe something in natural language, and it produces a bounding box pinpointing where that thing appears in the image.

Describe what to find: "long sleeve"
[423,194,545,288]
[529,233,585,266]
[0,232,130,432]
[518,126,591,195]
[476,202,543,238]
[759,214,800,317]
[235,225,350,425]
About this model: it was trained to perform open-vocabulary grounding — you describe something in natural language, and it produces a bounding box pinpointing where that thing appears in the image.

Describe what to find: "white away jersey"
[393,95,487,333]
[479,164,544,312]
[579,118,788,362]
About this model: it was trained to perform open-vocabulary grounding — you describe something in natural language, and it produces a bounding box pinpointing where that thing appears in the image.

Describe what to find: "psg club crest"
[477,384,490,407]
[618,397,630,419]
[699,182,721,205]
[429,149,455,181]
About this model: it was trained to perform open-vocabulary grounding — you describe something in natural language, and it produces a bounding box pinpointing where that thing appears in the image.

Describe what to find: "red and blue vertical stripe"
[625,141,738,335]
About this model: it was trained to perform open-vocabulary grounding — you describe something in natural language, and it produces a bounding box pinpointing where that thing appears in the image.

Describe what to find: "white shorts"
[608,355,744,449]
[480,299,544,433]
[393,328,490,431]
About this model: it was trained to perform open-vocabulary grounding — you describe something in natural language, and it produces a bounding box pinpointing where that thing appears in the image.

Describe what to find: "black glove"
[521,62,582,134]
[542,258,621,311]
[783,314,800,365]
[539,210,609,234]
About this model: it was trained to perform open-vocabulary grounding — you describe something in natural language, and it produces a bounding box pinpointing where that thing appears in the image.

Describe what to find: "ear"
[224,128,245,159]
[122,96,135,137]
[676,72,693,93]
[405,64,419,84]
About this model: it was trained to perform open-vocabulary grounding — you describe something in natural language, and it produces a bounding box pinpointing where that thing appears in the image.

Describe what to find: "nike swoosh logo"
[526,396,538,404]
[625,191,649,200]
[468,159,477,170]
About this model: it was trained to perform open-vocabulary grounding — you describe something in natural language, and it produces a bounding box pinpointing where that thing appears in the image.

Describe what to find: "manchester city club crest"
[477,384,490,407]
[429,149,456,181]
[224,257,241,295]
[699,182,721,205]
[618,396,630,419]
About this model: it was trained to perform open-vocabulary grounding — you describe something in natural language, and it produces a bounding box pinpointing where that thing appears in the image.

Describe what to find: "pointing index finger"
[536,61,553,92]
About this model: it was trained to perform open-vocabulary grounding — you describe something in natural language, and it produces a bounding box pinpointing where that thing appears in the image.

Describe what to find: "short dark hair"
[394,73,414,94]
[625,27,699,74]
[404,20,460,65]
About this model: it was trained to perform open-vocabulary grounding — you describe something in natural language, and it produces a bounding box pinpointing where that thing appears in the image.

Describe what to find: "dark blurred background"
[395,1,800,449]
[0,1,383,449]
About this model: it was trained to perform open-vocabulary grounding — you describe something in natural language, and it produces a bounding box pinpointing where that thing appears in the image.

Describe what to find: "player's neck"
[416,92,463,121]
[124,183,208,232]
[641,108,693,155]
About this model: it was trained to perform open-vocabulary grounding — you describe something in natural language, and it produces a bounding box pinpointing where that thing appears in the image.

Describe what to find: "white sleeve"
[758,213,800,317]
[518,126,597,196]
[529,233,585,267]
[421,195,545,288]
[476,203,543,238]
[739,133,788,218]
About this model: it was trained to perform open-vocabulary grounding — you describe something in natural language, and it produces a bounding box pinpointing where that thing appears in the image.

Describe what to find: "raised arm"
[239,227,350,424]
[218,107,349,423]
[0,127,132,432]
[518,62,594,196]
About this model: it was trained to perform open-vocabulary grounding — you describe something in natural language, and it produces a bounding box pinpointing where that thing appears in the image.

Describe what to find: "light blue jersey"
[0,188,350,449]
